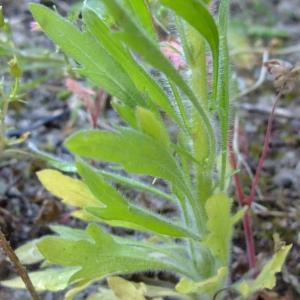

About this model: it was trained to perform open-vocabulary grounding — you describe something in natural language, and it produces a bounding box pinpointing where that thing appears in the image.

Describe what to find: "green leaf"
[37,224,194,282]
[77,159,199,239]
[202,193,233,266]
[135,107,170,147]
[15,239,44,265]
[30,4,143,107]
[29,144,175,203]
[36,169,101,208]
[65,129,191,201]
[176,267,227,294]
[237,244,292,297]
[1,268,78,292]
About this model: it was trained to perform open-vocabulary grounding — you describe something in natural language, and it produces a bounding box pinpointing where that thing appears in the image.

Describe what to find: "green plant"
[2,1,291,299]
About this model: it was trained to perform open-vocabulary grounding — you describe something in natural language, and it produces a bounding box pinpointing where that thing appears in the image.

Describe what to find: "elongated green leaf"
[1,268,78,292]
[237,244,292,297]
[30,4,143,107]
[77,160,198,239]
[202,193,233,266]
[37,224,194,281]
[65,129,191,201]
[218,0,231,189]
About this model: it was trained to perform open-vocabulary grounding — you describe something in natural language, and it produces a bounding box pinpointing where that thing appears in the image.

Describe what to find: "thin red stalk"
[229,138,257,268]
[246,92,282,206]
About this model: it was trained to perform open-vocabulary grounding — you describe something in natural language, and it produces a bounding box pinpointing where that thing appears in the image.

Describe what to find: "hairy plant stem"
[0,229,40,300]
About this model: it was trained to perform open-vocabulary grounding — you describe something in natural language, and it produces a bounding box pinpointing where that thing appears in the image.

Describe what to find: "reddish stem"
[229,138,257,268]
[246,92,282,206]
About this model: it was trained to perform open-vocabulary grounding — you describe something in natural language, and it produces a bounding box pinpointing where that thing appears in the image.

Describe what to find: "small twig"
[230,43,300,56]
[238,102,300,119]
[0,229,40,300]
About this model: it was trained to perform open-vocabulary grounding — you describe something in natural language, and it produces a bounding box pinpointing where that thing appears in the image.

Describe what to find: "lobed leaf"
[30,4,143,107]
[37,224,195,282]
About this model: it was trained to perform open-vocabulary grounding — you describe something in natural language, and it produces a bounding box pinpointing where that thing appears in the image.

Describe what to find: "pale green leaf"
[1,268,78,292]
[36,169,101,208]
[108,276,146,300]
[15,239,44,265]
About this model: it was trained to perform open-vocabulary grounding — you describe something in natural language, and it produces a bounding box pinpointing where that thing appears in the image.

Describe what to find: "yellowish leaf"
[108,276,146,300]
[37,169,102,208]
[237,244,292,297]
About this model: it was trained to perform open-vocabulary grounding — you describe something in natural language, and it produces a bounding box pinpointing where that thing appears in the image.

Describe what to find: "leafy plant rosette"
[2,1,291,299]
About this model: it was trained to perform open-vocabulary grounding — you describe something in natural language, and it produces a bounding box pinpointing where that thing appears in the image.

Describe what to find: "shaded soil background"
[0,0,299,299]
